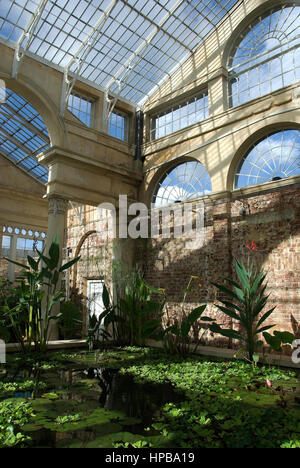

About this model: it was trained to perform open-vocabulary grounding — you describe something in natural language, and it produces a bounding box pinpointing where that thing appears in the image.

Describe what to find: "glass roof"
[0,88,50,182]
[0,0,240,106]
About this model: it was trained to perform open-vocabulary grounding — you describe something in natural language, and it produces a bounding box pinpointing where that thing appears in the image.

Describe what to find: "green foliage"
[263,330,295,353]
[0,380,47,397]
[86,284,119,350]
[211,258,294,361]
[0,278,19,342]
[3,234,80,353]
[0,399,32,448]
[58,301,82,340]
[114,348,299,449]
[1,347,299,449]
[113,439,152,448]
[159,276,214,355]
[117,268,165,346]
[55,413,82,425]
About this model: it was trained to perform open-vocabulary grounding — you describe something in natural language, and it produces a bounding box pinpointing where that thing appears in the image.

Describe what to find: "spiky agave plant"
[210,258,277,361]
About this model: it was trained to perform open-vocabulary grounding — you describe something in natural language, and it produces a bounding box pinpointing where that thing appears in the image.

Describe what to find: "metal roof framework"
[0,0,243,182]
[0,88,50,182]
[0,0,241,108]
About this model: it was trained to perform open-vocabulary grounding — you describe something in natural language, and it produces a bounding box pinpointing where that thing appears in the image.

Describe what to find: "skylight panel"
[0,88,50,182]
[0,0,39,43]
[0,1,240,105]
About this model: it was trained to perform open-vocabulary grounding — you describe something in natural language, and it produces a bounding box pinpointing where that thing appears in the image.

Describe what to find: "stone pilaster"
[45,197,69,341]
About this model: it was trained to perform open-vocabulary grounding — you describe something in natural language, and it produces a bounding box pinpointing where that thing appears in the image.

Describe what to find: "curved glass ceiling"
[153,160,212,207]
[0,88,50,182]
[235,130,300,189]
[0,0,240,106]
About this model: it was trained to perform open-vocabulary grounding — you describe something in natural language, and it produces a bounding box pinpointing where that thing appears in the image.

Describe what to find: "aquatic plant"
[2,235,80,353]
[159,275,215,355]
[118,269,165,346]
[0,399,32,448]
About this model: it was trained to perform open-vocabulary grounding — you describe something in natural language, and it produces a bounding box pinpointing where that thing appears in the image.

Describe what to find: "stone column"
[45,197,69,341]
[0,223,3,255]
[112,208,135,312]
[208,70,229,116]
[7,234,17,283]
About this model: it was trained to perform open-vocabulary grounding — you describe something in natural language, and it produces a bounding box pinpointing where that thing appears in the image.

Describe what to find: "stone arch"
[145,156,212,208]
[222,0,300,70]
[0,75,66,148]
[72,230,97,289]
[227,121,300,190]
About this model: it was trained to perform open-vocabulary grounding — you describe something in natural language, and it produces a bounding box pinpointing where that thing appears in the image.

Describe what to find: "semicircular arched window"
[228,5,300,107]
[0,88,50,182]
[153,161,212,207]
[234,129,300,189]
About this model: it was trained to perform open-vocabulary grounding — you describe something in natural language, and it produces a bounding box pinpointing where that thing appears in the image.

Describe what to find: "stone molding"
[48,197,68,216]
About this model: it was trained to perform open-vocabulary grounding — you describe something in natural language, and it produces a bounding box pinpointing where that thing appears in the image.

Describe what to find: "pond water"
[2,363,184,448]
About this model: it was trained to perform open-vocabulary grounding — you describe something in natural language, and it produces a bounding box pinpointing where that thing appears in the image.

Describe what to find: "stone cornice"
[38,146,143,183]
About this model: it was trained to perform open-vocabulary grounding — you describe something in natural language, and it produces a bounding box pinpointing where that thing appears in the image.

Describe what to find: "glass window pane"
[229,6,300,108]
[151,92,209,141]
[235,130,300,189]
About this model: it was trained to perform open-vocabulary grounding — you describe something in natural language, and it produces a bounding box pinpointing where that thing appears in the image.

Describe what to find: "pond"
[0,347,299,448]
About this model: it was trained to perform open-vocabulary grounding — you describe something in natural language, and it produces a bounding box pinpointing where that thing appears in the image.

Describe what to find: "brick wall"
[65,205,113,306]
[62,185,300,350]
[136,183,300,349]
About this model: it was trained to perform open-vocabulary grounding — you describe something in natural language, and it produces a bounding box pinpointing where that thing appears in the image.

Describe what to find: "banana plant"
[3,234,80,353]
[118,269,165,346]
[159,276,215,355]
[210,258,292,361]
[86,284,122,350]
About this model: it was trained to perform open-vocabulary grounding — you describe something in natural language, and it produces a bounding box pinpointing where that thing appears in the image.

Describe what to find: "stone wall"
[64,204,113,309]
[136,182,300,349]
[63,182,300,350]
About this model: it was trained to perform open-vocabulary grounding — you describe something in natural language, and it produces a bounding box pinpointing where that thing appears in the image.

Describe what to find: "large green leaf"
[48,235,60,269]
[211,282,243,303]
[263,332,282,352]
[187,305,206,324]
[255,307,276,330]
[255,324,275,334]
[220,300,243,313]
[180,321,191,338]
[273,330,295,345]
[253,295,270,318]
[210,323,243,341]
[59,256,81,272]
[235,260,250,290]
[3,257,30,270]
[250,271,265,298]
[215,305,240,322]
[27,256,39,272]
[102,284,110,309]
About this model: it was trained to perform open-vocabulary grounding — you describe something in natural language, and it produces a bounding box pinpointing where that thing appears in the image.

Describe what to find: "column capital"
[48,197,68,216]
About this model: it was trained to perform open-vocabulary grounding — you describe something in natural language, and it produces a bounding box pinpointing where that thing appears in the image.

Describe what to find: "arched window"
[0,88,50,182]
[228,5,300,107]
[153,161,212,207]
[234,129,300,189]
